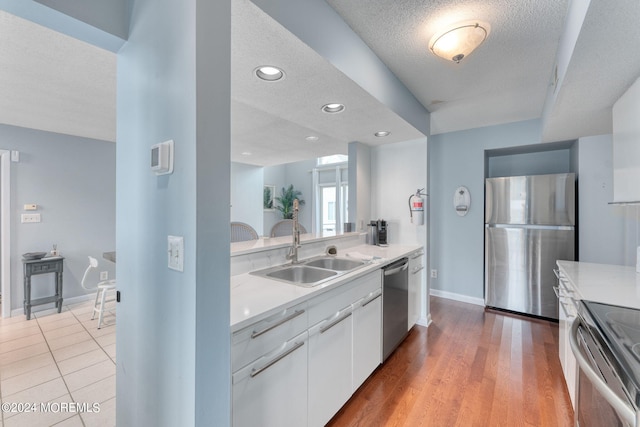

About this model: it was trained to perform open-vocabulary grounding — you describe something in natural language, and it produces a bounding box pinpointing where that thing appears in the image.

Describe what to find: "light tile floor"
[0,299,116,427]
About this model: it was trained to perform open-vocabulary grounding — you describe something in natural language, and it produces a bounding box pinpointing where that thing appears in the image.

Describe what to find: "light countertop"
[231,244,422,332]
[556,261,640,309]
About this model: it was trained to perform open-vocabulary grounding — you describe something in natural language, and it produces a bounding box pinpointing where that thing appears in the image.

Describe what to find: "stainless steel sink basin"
[303,257,365,271]
[265,265,337,284]
[251,255,368,287]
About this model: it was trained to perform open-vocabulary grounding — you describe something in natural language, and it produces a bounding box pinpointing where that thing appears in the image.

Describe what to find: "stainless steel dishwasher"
[382,257,409,361]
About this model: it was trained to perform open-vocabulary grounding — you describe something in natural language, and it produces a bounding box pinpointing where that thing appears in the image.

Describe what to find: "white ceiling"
[327,0,568,136]
[0,10,116,142]
[231,0,425,166]
[327,0,640,140]
[2,0,640,164]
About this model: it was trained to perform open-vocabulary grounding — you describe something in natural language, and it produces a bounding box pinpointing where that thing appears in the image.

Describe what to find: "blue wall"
[577,135,628,264]
[0,124,115,312]
[231,162,264,235]
[116,0,230,425]
[487,149,572,177]
[428,119,543,301]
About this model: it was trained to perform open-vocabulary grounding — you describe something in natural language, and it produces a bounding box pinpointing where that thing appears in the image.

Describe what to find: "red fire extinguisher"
[409,188,426,225]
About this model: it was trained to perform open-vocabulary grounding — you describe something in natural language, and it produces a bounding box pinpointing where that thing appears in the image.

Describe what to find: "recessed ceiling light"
[321,103,345,114]
[375,131,390,137]
[241,151,252,156]
[305,136,319,142]
[255,66,284,81]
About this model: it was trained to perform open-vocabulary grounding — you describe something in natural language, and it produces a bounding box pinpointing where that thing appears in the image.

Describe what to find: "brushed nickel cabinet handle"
[251,310,305,339]
[361,293,382,307]
[320,312,352,334]
[249,341,305,378]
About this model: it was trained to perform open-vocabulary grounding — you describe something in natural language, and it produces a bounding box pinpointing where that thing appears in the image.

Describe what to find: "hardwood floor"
[327,296,574,427]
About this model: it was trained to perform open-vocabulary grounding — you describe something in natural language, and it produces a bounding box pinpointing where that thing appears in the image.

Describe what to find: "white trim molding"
[1,150,10,318]
[429,288,485,306]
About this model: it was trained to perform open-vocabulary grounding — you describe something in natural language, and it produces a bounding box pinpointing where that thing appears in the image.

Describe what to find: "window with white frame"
[313,156,348,234]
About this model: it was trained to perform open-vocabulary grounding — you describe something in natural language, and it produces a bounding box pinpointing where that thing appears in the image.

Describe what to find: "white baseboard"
[10,293,95,318]
[416,315,431,327]
[429,289,484,306]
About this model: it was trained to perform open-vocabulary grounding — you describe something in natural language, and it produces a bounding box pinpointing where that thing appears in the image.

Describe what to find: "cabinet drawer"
[232,302,307,372]
[232,331,308,427]
[307,270,381,326]
[410,250,424,261]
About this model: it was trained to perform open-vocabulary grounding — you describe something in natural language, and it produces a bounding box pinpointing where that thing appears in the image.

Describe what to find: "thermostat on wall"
[151,140,174,175]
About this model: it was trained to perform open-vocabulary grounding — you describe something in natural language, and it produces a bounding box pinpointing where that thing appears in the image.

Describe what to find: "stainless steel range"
[571,300,640,426]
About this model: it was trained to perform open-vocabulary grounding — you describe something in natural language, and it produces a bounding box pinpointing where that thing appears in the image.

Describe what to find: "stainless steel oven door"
[570,319,638,426]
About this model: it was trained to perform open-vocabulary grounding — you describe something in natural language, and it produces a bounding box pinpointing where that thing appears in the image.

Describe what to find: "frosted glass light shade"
[429,22,490,63]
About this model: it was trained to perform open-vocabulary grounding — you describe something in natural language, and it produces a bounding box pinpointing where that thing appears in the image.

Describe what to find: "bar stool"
[80,256,116,329]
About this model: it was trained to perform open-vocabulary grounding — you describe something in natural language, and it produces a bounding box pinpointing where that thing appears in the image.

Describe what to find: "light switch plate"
[168,235,184,272]
[21,213,41,223]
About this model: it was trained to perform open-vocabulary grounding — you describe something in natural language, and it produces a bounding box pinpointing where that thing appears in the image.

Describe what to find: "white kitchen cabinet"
[555,269,578,408]
[232,267,385,427]
[232,302,309,427]
[307,269,382,427]
[408,249,424,330]
[352,287,382,392]
[612,75,640,203]
[232,331,308,427]
[308,305,353,427]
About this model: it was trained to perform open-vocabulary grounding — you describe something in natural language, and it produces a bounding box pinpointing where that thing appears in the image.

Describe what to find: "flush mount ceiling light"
[255,65,284,81]
[305,135,319,142]
[241,151,252,156]
[321,103,345,114]
[429,21,490,63]
[375,131,390,137]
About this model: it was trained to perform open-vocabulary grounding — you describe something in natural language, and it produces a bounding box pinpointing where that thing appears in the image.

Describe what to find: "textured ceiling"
[3,0,640,161]
[542,0,640,141]
[0,2,426,167]
[327,0,640,141]
[231,0,424,166]
[326,0,568,136]
[0,10,116,142]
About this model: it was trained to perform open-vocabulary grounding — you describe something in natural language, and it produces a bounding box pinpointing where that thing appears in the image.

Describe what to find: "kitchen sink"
[251,256,368,287]
[303,257,365,271]
[265,265,337,284]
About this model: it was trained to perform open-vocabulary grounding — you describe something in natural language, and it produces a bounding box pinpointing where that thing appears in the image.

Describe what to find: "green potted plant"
[275,184,305,219]
[263,186,274,209]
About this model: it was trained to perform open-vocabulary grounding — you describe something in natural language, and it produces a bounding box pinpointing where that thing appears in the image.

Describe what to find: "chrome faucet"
[287,199,301,264]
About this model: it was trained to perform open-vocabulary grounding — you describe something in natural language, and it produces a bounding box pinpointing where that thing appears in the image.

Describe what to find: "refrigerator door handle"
[485,224,574,231]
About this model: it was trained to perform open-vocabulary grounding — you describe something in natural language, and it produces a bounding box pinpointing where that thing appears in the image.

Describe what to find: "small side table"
[22,256,64,320]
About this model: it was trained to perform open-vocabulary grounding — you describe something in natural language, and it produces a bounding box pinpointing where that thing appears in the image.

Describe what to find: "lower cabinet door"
[232,331,308,427]
[352,290,382,391]
[408,252,424,330]
[308,307,353,427]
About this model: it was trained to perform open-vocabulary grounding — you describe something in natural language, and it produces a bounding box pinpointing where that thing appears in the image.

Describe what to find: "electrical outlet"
[100,271,108,281]
[430,269,438,279]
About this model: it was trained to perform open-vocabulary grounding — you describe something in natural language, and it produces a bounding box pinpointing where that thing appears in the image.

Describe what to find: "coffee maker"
[368,219,388,246]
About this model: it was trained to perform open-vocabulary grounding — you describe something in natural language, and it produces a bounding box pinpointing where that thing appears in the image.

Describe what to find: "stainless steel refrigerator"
[485,173,576,320]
